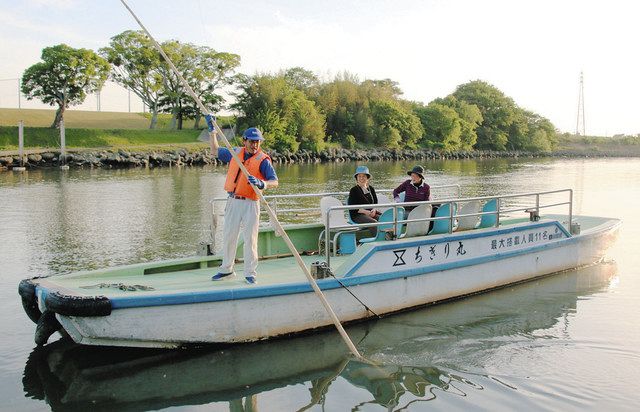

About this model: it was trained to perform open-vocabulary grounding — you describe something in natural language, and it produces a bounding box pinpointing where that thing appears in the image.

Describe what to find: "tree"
[158,41,240,130]
[414,103,462,151]
[233,74,326,152]
[370,99,423,149]
[21,44,110,128]
[433,96,482,150]
[100,30,164,129]
[283,67,319,94]
[522,110,557,152]
[452,80,517,151]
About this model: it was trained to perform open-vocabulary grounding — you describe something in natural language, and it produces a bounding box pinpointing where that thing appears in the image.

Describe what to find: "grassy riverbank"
[2,108,639,156]
[0,126,202,150]
[555,134,640,156]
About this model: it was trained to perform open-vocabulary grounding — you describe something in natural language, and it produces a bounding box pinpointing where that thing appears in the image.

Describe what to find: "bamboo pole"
[119,0,363,360]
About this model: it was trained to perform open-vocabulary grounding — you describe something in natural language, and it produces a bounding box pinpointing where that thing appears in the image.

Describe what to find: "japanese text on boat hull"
[353,223,567,277]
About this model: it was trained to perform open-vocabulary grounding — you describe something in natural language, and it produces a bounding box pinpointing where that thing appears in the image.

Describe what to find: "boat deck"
[44,254,352,298]
[38,214,616,300]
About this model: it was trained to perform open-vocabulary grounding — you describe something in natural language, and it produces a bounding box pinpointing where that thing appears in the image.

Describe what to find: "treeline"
[233,70,557,153]
[21,30,557,153]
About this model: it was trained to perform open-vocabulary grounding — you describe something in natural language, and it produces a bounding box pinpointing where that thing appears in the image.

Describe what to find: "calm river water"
[1,158,639,411]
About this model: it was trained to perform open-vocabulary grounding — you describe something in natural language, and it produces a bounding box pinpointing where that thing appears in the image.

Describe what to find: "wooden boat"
[22,262,616,410]
[18,187,620,348]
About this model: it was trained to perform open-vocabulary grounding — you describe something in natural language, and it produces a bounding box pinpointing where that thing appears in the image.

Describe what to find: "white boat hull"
[54,218,619,348]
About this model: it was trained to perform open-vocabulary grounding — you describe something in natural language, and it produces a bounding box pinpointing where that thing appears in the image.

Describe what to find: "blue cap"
[354,165,371,179]
[242,127,264,141]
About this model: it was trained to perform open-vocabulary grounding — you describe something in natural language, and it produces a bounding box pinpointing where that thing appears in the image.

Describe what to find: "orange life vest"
[223,148,270,201]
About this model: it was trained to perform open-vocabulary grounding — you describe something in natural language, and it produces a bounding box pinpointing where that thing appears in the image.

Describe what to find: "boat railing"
[322,188,573,268]
[207,184,461,250]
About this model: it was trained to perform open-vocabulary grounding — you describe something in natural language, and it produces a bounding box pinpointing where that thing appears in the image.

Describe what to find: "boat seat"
[318,196,357,255]
[401,203,432,238]
[478,198,498,228]
[456,200,481,231]
[428,202,458,235]
[359,208,406,243]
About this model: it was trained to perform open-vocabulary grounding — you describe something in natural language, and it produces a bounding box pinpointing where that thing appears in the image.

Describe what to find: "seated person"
[392,165,431,212]
[348,165,381,237]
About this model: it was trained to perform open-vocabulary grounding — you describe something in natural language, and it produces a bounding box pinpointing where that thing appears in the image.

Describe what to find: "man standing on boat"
[206,115,279,284]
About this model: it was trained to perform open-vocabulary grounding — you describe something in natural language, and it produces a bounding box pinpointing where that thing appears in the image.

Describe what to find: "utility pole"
[96,91,101,112]
[575,71,586,136]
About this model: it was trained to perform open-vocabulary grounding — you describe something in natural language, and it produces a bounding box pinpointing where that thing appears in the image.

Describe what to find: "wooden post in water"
[13,121,26,172]
[60,121,69,170]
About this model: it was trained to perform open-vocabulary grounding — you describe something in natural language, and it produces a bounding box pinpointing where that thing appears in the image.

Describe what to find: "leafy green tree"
[21,44,110,128]
[157,41,240,130]
[433,96,482,150]
[452,80,517,151]
[414,103,462,151]
[522,110,557,152]
[100,30,164,129]
[370,99,423,149]
[283,67,319,96]
[233,74,326,152]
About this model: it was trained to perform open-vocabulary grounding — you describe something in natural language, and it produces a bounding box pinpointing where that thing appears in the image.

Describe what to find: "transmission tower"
[575,71,586,136]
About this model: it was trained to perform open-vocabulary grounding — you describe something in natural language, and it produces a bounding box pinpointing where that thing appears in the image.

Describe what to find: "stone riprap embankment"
[0,147,559,171]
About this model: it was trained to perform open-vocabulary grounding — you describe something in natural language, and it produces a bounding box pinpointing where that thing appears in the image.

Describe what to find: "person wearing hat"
[348,165,381,237]
[206,115,278,285]
[392,165,431,212]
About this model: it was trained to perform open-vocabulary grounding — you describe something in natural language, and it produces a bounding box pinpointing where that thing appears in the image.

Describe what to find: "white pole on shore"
[18,121,24,167]
[13,121,26,172]
[120,0,364,361]
[60,121,69,170]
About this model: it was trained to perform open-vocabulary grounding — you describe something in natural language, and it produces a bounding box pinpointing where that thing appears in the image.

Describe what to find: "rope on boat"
[79,283,155,292]
[329,274,381,318]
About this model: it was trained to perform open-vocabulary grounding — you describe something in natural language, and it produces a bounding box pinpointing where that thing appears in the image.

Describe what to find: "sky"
[0,0,638,136]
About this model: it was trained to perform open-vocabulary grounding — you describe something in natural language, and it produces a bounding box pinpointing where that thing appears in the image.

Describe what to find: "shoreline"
[0,147,636,171]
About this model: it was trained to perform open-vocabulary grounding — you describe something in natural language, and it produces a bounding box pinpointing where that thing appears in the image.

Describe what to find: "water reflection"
[23,262,616,411]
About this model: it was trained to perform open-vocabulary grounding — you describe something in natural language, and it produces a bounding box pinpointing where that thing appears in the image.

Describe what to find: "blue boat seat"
[456,200,481,231]
[401,203,432,238]
[319,196,357,255]
[359,208,405,243]
[478,198,498,228]
[428,202,458,235]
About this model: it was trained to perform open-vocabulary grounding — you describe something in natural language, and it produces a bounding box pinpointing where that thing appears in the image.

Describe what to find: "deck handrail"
[207,187,573,270]
[207,184,461,249]
[322,189,573,267]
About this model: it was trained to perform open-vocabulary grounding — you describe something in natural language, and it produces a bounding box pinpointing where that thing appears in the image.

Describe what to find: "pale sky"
[1,0,638,136]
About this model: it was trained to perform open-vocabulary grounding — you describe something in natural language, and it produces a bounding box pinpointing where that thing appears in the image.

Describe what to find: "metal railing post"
[325,210,331,268]
[568,189,573,230]
[448,202,454,233]
[393,205,398,238]
[495,198,501,227]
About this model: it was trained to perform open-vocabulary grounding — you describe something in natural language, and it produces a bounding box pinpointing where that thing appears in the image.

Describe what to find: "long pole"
[119,0,363,360]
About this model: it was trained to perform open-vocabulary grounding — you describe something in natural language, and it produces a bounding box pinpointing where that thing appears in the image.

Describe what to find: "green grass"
[0,108,156,129]
[0,126,202,150]
[0,108,237,131]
